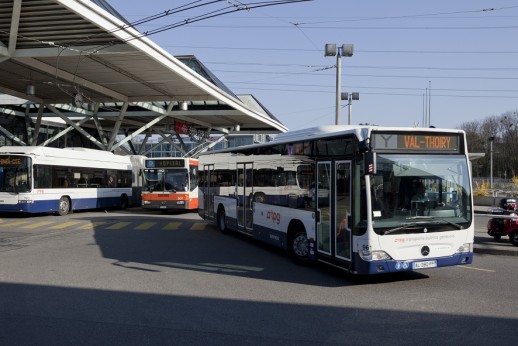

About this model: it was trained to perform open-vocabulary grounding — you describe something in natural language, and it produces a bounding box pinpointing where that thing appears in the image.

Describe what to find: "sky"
[108,0,518,131]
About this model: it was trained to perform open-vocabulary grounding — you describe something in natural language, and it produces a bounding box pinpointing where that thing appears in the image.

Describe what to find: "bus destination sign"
[145,159,184,169]
[372,133,460,152]
[0,155,23,166]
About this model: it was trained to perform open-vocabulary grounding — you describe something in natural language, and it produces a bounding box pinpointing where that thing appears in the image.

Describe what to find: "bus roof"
[0,146,133,164]
[201,125,465,155]
[274,125,465,142]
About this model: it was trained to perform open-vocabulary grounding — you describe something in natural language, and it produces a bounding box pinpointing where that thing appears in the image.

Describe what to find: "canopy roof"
[0,0,287,152]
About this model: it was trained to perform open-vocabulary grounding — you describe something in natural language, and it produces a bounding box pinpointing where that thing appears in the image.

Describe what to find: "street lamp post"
[325,43,353,125]
[489,136,495,190]
[341,92,359,125]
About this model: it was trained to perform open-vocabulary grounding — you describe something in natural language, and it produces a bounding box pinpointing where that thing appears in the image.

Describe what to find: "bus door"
[203,164,215,220]
[316,160,352,262]
[237,163,253,233]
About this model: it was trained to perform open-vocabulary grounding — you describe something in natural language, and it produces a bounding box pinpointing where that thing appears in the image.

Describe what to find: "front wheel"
[493,233,502,241]
[58,196,70,216]
[289,229,309,263]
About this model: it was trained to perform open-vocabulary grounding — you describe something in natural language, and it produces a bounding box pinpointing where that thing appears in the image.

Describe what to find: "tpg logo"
[267,210,281,224]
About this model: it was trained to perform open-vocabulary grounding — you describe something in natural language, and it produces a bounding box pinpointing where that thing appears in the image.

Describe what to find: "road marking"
[162,222,181,231]
[78,221,106,230]
[48,221,82,229]
[457,265,496,273]
[134,221,157,230]
[190,223,206,231]
[0,221,32,227]
[106,222,131,230]
[19,221,55,229]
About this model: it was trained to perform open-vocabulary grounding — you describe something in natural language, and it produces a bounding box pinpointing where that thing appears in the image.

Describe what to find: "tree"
[458,110,518,183]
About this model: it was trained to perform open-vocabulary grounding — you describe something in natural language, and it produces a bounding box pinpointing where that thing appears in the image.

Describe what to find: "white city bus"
[141,157,199,211]
[198,125,474,275]
[0,146,145,215]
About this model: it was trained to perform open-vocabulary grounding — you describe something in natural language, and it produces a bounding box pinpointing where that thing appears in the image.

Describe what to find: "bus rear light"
[359,250,392,261]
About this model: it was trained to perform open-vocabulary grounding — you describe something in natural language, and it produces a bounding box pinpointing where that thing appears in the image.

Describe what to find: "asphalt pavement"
[474,205,518,257]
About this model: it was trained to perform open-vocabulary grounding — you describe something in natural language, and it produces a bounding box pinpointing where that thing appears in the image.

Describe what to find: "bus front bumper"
[353,252,474,275]
[141,200,193,210]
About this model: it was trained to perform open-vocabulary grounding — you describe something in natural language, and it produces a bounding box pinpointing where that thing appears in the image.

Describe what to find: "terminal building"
[0,0,287,157]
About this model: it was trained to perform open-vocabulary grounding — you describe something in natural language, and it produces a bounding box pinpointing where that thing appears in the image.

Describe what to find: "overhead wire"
[7,1,517,121]
[46,0,310,111]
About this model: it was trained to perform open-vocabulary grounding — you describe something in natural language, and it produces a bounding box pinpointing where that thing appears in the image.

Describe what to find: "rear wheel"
[289,225,309,263]
[493,233,501,241]
[217,206,228,233]
[58,196,70,216]
[120,194,128,209]
[509,232,518,246]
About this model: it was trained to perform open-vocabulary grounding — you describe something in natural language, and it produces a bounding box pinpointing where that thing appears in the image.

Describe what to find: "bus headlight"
[143,200,151,205]
[359,250,392,261]
[456,243,472,253]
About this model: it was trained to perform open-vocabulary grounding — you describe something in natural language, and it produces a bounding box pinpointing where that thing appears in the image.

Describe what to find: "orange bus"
[141,157,198,211]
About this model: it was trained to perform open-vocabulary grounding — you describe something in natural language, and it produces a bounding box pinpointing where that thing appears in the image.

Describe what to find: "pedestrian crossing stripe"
[20,221,55,229]
[0,220,211,231]
[106,222,132,230]
[162,222,181,230]
[190,223,206,231]
[1,220,33,227]
[48,221,82,229]
[78,221,106,230]
[134,221,157,230]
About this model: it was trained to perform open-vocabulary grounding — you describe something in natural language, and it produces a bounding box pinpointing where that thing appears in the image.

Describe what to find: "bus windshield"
[143,168,189,192]
[0,155,31,193]
[368,154,472,234]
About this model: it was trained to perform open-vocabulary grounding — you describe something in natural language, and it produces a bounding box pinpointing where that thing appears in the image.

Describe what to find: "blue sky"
[109,0,518,131]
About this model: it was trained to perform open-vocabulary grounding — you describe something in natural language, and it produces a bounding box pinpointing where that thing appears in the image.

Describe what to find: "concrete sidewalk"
[474,205,518,257]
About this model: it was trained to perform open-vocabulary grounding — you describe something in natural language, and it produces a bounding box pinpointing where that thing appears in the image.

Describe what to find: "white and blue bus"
[0,146,146,215]
[198,125,474,275]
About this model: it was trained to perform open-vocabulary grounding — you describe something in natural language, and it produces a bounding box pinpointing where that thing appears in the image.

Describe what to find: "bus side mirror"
[364,152,376,175]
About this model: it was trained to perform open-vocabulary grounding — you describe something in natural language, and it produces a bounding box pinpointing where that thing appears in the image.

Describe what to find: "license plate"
[159,206,167,209]
[412,260,437,269]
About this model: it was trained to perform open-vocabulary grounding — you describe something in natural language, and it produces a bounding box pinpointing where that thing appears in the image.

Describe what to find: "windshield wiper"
[406,216,464,230]
[384,222,426,235]
[430,217,464,230]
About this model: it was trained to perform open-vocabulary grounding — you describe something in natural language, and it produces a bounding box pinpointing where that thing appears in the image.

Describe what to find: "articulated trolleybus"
[141,157,199,211]
[0,146,145,215]
[198,125,474,275]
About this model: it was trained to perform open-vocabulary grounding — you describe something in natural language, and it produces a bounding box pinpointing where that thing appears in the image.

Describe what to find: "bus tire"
[120,194,128,209]
[58,196,70,216]
[217,206,228,234]
[288,222,309,264]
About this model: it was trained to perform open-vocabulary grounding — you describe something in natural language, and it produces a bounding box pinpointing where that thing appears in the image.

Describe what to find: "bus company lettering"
[394,234,455,243]
[403,135,451,149]
[267,210,281,224]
